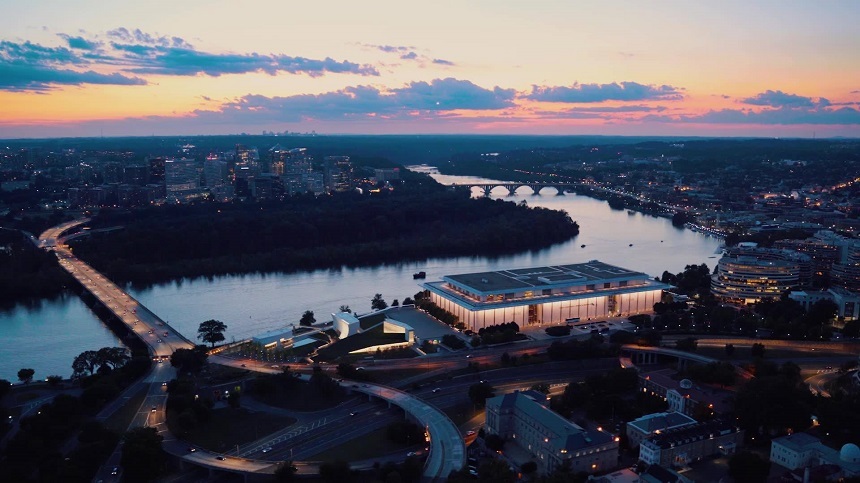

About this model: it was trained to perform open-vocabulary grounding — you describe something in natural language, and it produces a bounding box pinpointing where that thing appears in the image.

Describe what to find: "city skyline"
[2,0,860,138]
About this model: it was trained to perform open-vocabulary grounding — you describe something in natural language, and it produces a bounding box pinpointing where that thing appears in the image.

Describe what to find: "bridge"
[620,344,754,378]
[39,219,466,481]
[451,182,583,197]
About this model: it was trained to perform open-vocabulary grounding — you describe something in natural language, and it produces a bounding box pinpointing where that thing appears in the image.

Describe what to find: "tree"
[402,297,414,306]
[46,375,63,387]
[96,347,130,371]
[72,350,99,378]
[521,461,538,475]
[17,368,34,384]
[725,343,735,356]
[468,382,495,408]
[338,305,352,313]
[392,299,399,307]
[197,319,228,347]
[319,460,354,483]
[300,310,316,327]
[371,293,388,311]
[675,337,698,352]
[275,462,298,482]
[484,433,505,452]
[477,459,516,483]
[843,319,860,338]
[227,390,241,409]
[729,451,771,483]
[751,342,766,358]
[121,427,165,483]
[170,345,209,375]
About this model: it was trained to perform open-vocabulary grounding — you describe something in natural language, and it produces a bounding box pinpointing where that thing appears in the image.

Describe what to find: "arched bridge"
[451,182,583,197]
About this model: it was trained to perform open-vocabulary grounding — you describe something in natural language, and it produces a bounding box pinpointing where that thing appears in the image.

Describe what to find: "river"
[0,170,722,381]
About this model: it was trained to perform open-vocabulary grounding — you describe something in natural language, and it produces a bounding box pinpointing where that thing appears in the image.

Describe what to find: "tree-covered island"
[68,184,579,287]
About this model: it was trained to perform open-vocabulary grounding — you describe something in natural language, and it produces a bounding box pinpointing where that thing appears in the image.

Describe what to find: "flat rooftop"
[444,260,647,294]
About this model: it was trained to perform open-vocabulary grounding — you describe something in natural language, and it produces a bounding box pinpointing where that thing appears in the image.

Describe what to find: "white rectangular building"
[424,261,671,331]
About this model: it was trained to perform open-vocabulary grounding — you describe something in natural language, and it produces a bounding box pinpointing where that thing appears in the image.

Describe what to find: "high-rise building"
[101,162,122,184]
[148,157,165,185]
[123,165,148,186]
[711,248,803,305]
[203,156,229,188]
[164,158,201,202]
[325,156,353,192]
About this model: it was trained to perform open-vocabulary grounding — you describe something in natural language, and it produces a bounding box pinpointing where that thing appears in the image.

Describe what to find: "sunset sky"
[1,0,859,138]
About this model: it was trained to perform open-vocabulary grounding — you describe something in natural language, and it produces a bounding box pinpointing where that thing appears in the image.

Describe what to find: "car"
[216,456,226,461]
[407,451,418,457]
[356,366,365,370]
[826,365,833,370]
[156,339,162,343]
[349,411,358,416]
[465,354,472,358]
[151,406,157,412]
[262,447,272,453]
[241,364,246,367]
[162,382,167,386]
[188,447,197,452]
[432,388,441,393]
[148,329,154,334]
[111,466,120,475]
[157,358,163,363]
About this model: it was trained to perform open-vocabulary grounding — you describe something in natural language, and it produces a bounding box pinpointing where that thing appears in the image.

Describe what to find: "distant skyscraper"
[164,158,201,201]
[101,162,122,184]
[123,165,148,186]
[148,157,165,185]
[324,156,353,192]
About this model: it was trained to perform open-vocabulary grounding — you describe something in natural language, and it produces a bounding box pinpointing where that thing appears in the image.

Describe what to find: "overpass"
[620,344,754,378]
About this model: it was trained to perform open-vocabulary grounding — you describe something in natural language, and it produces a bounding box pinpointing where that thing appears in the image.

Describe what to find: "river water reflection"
[0,170,721,380]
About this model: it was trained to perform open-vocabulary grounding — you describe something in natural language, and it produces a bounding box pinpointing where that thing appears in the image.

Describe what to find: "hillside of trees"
[70,188,580,287]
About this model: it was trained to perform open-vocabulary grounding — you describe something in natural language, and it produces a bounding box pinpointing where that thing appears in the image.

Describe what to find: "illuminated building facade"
[638,418,742,468]
[711,254,802,305]
[485,390,618,474]
[423,261,670,331]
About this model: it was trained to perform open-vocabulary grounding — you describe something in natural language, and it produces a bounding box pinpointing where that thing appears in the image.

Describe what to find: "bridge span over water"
[451,182,584,197]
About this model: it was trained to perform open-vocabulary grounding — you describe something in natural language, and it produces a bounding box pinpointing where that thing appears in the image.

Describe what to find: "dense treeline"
[70,189,580,286]
[0,229,75,308]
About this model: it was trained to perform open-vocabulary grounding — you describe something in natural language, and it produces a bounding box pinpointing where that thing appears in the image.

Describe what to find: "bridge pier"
[554,186,566,196]
[503,184,518,196]
[482,186,493,197]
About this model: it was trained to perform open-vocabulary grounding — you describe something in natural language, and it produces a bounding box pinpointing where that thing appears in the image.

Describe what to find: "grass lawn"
[103,385,148,433]
[173,407,296,452]
[252,377,354,411]
[308,425,410,462]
